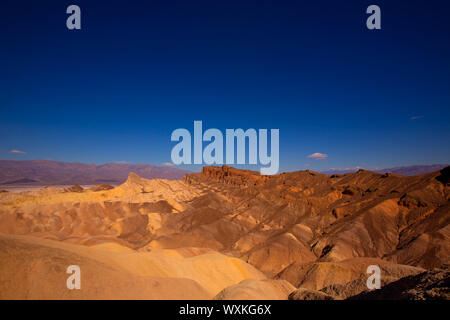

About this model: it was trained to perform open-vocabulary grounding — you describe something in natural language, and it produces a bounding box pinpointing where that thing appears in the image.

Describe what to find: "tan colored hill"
[0,234,267,299]
[0,165,448,299]
[0,173,205,249]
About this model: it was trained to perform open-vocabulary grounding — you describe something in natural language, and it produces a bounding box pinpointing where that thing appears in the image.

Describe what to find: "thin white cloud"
[307,152,328,160]
[162,162,176,167]
[9,149,26,154]
[410,115,424,120]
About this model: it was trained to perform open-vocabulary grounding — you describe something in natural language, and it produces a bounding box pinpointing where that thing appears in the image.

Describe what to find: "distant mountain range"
[0,160,191,185]
[320,164,448,176]
[0,161,447,186]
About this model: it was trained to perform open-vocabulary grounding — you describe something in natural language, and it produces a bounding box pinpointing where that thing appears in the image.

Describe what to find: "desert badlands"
[0,165,448,300]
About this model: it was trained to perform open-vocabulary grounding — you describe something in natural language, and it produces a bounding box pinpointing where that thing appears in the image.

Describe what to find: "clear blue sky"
[1,0,449,172]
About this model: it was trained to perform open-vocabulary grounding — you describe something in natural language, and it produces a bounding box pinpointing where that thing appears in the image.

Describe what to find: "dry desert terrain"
[0,165,449,299]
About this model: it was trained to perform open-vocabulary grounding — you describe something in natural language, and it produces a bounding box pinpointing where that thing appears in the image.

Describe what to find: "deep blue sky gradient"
[1,0,449,172]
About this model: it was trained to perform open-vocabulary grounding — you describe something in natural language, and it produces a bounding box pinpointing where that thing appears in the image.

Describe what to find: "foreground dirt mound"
[319,275,400,299]
[214,279,295,300]
[0,234,209,299]
[276,258,424,293]
[349,266,450,300]
[0,234,267,299]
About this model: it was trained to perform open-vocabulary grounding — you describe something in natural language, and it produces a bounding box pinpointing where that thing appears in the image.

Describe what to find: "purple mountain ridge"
[320,164,448,176]
[0,160,191,185]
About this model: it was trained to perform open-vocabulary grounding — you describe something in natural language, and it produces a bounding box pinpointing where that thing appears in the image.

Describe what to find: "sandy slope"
[0,234,270,299]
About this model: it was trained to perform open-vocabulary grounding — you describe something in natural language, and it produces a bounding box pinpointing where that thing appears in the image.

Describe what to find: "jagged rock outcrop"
[89,184,114,191]
[185,165,269,187]
[64,185,84,193]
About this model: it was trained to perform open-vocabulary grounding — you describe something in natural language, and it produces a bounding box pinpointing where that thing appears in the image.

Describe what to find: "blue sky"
[1,0,449,172]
